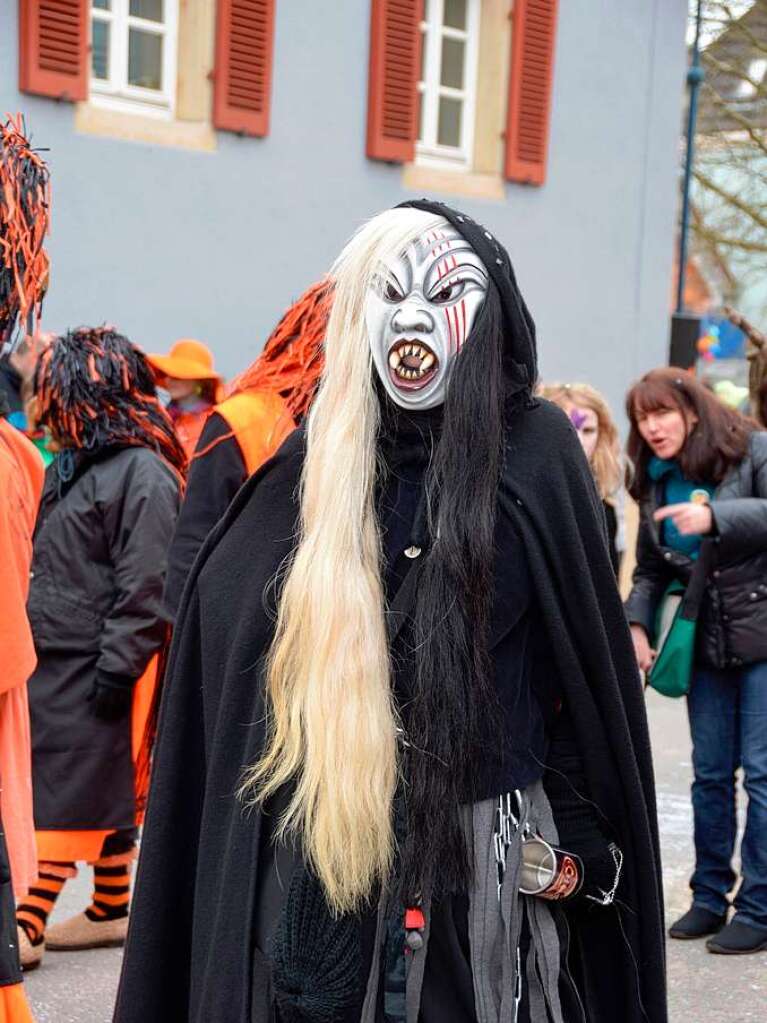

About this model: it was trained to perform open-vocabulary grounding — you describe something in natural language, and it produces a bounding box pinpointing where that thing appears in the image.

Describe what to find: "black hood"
[396,198,538,391]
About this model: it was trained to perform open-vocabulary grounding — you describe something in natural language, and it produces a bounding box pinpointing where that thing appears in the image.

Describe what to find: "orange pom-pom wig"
[0,114,50,353]
[34,326,186,479]
[228,278,332,420]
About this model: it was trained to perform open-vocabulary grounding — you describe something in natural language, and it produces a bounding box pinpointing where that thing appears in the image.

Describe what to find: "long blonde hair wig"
[242,208,447,914]
[538,381,622,500]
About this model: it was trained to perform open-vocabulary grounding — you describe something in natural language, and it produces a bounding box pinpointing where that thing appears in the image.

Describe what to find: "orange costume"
[146,339,223,459]
[0,421,43,895]
[0,420,41,1019]
[162,282,331,617]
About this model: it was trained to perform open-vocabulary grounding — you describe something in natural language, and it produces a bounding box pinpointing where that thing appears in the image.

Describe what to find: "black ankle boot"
[669,905,727,940]
[706,919,767,955]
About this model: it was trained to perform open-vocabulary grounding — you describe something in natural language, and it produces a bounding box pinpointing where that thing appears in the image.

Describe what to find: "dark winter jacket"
[603,499,620,576]
[27,445,180,829]
[625,430,767,669]
[163,412,246,618]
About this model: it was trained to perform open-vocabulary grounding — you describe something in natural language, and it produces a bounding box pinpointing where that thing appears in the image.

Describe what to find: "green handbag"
[647,579,697,698]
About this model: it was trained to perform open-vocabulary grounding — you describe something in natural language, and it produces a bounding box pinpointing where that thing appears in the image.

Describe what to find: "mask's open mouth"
[387,338,439,391]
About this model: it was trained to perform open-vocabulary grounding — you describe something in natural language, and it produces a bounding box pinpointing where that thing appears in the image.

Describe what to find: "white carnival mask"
[365,219,489,411]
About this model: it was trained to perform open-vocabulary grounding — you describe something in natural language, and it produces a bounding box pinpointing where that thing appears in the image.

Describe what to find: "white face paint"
[364,220,489,411]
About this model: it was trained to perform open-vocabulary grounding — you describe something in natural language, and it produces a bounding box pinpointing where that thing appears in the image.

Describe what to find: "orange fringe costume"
[161,281,332,619]
[0,112,51,1022]
[199,278,331,473]
[17,329,184,962]
[31,330,184,864]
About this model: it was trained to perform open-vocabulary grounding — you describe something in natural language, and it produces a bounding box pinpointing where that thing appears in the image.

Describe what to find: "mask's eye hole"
[431,279,465,304]
[384,281,403,302]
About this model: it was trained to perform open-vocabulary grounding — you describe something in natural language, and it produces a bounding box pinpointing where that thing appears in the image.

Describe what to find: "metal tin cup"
[519,834,584,901]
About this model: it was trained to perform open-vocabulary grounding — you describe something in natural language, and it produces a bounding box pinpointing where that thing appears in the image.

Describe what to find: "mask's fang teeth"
[389,350,401,369]
[421,354,435,371]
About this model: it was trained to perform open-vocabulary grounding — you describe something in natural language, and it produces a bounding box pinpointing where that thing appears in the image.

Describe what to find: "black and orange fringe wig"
[227,278,332,419]
[0,114,50,352]
[34,326,187,479]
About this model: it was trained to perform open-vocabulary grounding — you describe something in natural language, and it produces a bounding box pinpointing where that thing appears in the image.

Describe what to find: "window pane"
[440,37,464,89]
[91,20,110,79]
[417,92,424,143]
[437,97,462,148]
[128,29,163,90]
[129,0,163,22]
[93,0,111,10]
[443,0,467,30]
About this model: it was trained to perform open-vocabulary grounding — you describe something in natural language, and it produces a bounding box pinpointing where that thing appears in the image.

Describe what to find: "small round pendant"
[404,546,422,559]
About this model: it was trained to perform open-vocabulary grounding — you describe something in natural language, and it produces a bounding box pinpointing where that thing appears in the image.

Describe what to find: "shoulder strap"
[679,539,715,621]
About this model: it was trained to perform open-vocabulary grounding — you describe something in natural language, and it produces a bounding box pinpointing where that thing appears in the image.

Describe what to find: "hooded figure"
[115,203,666,1023]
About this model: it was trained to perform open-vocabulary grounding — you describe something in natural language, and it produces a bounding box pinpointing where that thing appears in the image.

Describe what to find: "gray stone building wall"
[1,0,688,415]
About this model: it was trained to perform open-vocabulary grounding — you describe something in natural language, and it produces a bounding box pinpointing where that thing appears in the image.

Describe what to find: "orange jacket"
[0,419,44,898]
[214,389,293,476]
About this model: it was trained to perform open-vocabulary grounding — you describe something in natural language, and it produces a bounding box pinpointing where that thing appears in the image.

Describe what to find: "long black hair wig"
[399,281,512,903]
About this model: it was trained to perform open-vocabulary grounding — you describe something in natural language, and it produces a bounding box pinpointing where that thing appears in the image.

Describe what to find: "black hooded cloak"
[115,202,665,1023]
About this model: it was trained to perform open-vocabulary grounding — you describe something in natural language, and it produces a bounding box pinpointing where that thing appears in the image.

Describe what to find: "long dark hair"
[400,283,508,902]
[626,367,755,500]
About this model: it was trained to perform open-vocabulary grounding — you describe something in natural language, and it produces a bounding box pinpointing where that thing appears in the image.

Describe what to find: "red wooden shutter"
[19,0,89,102]
[213,0,276,137]
[366,0,421,163]
[505,0,558,186]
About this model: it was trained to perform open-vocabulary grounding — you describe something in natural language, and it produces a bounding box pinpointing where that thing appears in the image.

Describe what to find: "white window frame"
[90,0,178,119]
[416,0,481,170]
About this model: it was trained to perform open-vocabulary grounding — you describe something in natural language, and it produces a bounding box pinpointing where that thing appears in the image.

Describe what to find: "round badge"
[690,489,710,505]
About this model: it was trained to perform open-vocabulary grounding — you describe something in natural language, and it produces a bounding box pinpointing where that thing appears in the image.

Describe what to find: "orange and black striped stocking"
[86,852,133,922]
[17,862,77,944]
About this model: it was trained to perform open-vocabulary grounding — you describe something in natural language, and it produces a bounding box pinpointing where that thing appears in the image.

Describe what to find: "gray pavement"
[651,689,767,1023]
[23,691,767,1021]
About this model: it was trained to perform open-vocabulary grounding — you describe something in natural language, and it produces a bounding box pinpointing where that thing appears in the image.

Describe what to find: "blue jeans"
[687,662,767,930]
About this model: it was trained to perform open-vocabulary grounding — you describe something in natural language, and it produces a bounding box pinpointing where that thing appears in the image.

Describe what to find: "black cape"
[114,401,666,1023]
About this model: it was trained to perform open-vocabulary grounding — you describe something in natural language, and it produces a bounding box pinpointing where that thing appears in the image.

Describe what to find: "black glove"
[544,709,623,907]
[89,672,135,722]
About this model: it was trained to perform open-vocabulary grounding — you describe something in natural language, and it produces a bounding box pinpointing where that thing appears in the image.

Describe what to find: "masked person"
[115,203,666,1023]
[0,113,51,1022]
[145,338,223,459]
[538,383,623,575]
[15,327,185,970]
[163,280,330,618]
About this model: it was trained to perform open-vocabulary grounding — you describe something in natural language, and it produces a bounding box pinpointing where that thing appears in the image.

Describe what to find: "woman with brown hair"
[625,367,767,955]
[538,382,623,573]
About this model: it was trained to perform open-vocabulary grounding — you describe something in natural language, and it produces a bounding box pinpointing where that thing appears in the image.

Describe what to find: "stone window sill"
[402,162,505,202]
[74,103,217,153]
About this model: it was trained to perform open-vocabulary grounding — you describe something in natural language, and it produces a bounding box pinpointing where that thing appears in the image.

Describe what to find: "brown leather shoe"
[17,926,44,971]
[45,912,128,951]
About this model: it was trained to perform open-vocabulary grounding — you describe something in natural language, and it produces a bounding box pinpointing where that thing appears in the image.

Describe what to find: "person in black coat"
[163,280,330,619]
[16,327,185,970]
[625,367,767,955]
[115,203,666,1023]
